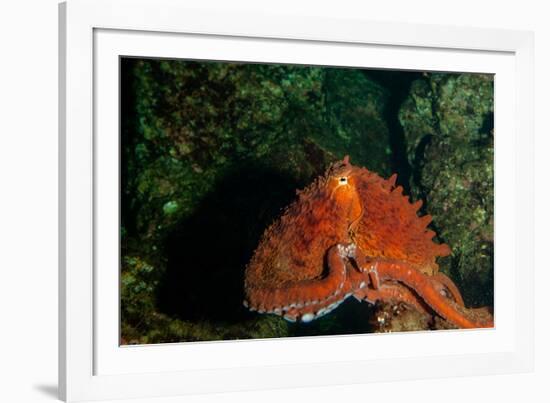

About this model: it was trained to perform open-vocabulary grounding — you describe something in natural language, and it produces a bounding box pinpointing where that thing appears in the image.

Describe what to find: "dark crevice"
[120,58,139,240]
[411,134,434,200]
[157,163,300,322]
[361,70,422,193]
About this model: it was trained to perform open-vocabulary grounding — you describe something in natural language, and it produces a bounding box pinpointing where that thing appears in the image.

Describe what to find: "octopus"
[244,156,493,329]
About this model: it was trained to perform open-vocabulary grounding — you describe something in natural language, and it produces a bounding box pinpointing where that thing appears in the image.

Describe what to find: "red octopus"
[244,156,493,329]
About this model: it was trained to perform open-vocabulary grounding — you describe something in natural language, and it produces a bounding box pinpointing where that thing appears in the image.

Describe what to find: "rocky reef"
[120,58,494,343]
[399,73,494,308]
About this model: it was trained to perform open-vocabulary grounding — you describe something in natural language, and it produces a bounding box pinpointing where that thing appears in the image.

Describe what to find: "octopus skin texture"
[244,156,494,329]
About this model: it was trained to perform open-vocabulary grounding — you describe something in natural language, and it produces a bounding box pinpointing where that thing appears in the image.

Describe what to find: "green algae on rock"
[123,59,392,244]
[120,58,394,343]
[399,73,494,308]
[121,255,289,344]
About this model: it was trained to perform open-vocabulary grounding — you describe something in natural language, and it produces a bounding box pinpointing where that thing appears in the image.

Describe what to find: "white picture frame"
[59,0,534,401]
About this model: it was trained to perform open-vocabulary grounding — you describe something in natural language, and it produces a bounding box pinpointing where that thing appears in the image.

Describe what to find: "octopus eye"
[339,177,348,184]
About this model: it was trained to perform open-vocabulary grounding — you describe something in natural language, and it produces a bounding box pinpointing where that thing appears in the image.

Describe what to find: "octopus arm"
[367,259,493,329]
[245,244,354,315]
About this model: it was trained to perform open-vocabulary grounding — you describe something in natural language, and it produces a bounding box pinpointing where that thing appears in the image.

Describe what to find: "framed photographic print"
[59,0,534,401]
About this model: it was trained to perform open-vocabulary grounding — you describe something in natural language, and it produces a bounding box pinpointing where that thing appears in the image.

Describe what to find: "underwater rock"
[120,59,392,342]
[120,255,289,344]
[398,73,494,308]
[311,69,392,176]
[122,309,289,345]
[370,301,432,333]
[120,255,159,330]
[123,59,392,244]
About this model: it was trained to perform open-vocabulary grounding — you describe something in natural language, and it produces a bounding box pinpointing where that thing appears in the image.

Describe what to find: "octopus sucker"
[244,156,493,330]
[301,313,315,323]
[279,291,351,323]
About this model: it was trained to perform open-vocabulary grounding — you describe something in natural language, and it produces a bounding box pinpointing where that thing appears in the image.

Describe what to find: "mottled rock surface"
[121,59,393,343]
[399,73,494,308]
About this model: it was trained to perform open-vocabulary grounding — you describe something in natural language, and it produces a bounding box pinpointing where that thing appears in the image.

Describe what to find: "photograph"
[120,57,495,345]
[2,0,544,401]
